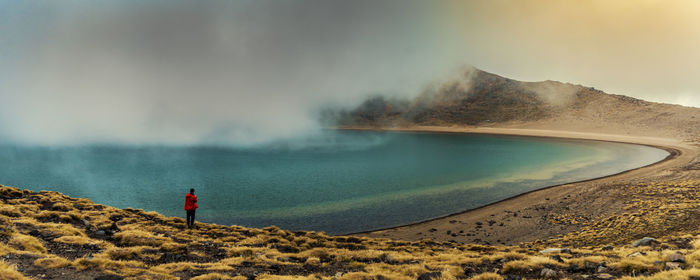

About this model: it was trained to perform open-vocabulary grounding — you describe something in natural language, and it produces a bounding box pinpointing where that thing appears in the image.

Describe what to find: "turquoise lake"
[0,131,669,234]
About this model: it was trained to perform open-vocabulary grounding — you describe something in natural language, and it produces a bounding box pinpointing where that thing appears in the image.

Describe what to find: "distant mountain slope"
[336,68,700,140]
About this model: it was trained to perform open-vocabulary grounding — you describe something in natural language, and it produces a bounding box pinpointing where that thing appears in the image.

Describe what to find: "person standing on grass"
[184,188,198,229]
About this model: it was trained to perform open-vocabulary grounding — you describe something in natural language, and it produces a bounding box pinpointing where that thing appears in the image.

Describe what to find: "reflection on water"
[0,131,668,234]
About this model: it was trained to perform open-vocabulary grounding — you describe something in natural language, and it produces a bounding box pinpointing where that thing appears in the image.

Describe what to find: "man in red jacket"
[184,188,198,229]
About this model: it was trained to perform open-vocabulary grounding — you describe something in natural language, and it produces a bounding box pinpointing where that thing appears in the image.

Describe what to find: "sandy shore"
[345,125,699,245]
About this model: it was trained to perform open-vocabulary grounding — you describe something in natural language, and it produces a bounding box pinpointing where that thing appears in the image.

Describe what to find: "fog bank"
[3,1,700,146]
[0,1,455,146]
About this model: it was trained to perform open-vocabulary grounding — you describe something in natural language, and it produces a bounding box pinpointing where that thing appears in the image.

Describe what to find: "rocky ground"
[1,185,700,280]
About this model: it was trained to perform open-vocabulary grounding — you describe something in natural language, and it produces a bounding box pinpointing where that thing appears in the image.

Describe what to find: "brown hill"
[338,68,700,141]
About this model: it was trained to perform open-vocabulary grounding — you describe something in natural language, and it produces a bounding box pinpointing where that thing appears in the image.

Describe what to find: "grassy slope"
[2,70,700,279]
[1,184,699,280]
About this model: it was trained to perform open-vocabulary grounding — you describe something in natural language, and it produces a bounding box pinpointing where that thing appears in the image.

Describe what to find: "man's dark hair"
[190,188,195,194]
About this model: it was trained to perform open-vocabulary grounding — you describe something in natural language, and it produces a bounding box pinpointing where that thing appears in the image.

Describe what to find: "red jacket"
[184,193,198,211]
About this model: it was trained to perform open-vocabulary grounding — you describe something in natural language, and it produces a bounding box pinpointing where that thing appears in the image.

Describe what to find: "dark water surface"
[0,131,668,234]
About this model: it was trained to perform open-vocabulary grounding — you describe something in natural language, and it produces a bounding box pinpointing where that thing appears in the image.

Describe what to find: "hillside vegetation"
[1,184,699,280]
[337,68,700,141]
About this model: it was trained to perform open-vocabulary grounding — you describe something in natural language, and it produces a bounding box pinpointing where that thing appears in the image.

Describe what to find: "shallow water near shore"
[0,131,668,234]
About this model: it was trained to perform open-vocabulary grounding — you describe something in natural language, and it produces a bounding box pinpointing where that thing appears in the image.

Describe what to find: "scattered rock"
[540,268,558,279]
[666,253,685,263]
[158,252,182,262]
[273,244,300,253]
[417,271,442,280]
[109,215,123,222]
[94,275,125,280]
[665,262,682,270]
[540,248,571,254]
[379,253,394,263]
[597,266,607,273]
[632,237,657,247]
[95,230,106,236]
[627,252,645,257]
[596,273,614,279]
[550,254,565,263]
[601,245,613,251]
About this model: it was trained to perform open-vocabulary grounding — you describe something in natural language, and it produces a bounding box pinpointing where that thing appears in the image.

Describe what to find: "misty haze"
[1,1,700,280]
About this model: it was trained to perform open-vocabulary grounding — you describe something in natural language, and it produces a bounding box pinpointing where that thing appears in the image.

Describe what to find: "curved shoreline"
[347,146,679,236]
[343,126,696,243]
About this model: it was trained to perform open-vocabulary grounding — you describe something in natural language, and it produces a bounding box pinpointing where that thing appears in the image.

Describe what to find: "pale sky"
[0,0,698,145]
[444,0,700,106]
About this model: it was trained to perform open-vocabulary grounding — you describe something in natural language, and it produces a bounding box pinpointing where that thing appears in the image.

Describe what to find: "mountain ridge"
[336,68,700,141]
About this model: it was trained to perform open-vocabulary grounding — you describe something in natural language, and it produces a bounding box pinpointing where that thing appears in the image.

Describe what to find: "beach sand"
[347,125,699,245]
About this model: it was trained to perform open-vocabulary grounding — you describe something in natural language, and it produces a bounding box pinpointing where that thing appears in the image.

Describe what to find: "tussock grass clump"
[33,256,72,269]
[0,186,24,198]
[0,204,21,217]
[501,256,566,274]
[53,235,97,245]
[468,272,504,280]
[612,258,661,274]
[38,221,86,237]
[0,260,30,280]
[113,229,171,246]
[8,233,47,254]
[190,273,244,280]
[33,210,81,223]
[566,255,607,268]
[619,268,700,280]
[160,241,188,254]
[256,274,317,280]
[73,256,147,276]
[103,246,157,261]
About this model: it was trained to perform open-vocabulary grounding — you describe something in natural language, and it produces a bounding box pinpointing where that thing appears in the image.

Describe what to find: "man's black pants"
[186,210,196,228]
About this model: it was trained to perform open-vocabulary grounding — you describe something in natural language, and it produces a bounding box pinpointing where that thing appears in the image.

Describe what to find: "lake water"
[0,131,668,234]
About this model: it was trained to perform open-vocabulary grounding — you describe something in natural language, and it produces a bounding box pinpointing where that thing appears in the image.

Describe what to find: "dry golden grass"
[33,256,72,269]
[1,183,699,279]
[566,255,607,268]
[8,233,47,254]
[53,235,97,245]
[102,245,157,261]
[548,180,700,247]
[190,273,244,280]
[113,229,171,246]
[0,260,30,280]
[501,256,567,274]
[468,272,504,280]
[0,204,21,217]
[619,268,700,280]
[73,256,149,276]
